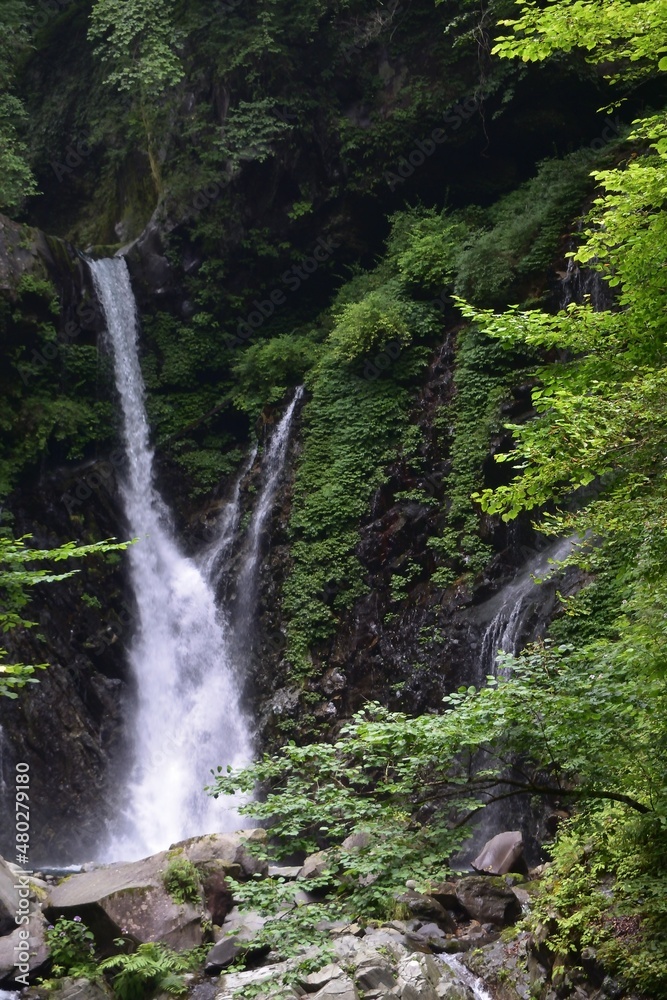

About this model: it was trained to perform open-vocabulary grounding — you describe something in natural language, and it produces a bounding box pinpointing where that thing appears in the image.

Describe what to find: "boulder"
[204,910,267,973]
[215,959,292,1000]
[409,922,449,953]
[173,831,268,879]
[0,911,50,987]
[297,851,331,881]
[201,869,233,926]
[354,959,397,992]
[301,963,345,991]
[426,883,461,912]
[310,976,358,1000]
[341,832,372,851]
[268,865,301,880]
[46,853,204,951]
[471,832,526,877]
[396,891,456,931]
[454,876,521,927]
[395,954,441,1000]
[0,856,18,936]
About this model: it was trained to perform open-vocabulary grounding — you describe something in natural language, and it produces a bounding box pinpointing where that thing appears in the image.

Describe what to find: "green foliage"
[163,856,202,906]
[0,94,39,214]
[283,357,423,675]
[454,151,602,307]
[427,327,523,584]
[450,7,667,994]
[387,209,470,293]
[99,943,202,1000]
[45,916,97,979]
[493,0,667,83]
[328,281,437,365]
[211,705,469,918]
[0,533,130,697]
[89,0,184,97]
[231,331,321,416]
[215,99,292,169]
[0,1,37,214]
[529,810,667,998]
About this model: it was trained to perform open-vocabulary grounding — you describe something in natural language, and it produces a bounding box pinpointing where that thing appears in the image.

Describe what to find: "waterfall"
[89,257,251,861]
[458,536,575,864]
[478,536,574,678]
[231,387,304,639]
[198,444,258,590]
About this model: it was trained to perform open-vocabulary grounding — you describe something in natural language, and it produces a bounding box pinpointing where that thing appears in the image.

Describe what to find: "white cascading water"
[479,536,574,677]
[90,257,251,861]
[232,386,304,636]
[198,443,258,590]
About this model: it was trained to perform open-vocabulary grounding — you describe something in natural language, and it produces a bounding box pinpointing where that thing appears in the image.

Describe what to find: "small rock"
[268,866,302,880]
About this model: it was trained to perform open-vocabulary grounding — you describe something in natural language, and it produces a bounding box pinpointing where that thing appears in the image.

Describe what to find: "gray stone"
[512,886,532,909]
[361,928,410,959]
[321,669,346,695]
[396,891,456,931]
[354,960,397,991]
[297,851,331,881]
[46,853,204,951]
[215,959,292,1000]
[302,963,345,991]
[395,954,442,1000]
[310,976,358,1000]
[0,911,49,987]
[454,876,522,927]
[205,910,267,973]
[341,832,372,851]
[471,832,525,877]
[410,922,449,952]
[268,866,302,880]
[173,831,269,879]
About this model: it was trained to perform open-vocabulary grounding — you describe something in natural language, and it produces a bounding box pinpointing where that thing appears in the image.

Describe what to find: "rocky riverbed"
[0,831,636,1000]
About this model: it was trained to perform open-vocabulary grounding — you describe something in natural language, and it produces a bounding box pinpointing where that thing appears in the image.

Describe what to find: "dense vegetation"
[2,0,667,997]
[213,2,667,997]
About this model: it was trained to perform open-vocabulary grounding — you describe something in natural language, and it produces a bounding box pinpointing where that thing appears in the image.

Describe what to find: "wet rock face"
[0,458,130,864]
[249,334,574,748]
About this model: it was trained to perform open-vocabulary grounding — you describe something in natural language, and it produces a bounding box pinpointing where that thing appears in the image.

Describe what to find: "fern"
[99,942,199,1000]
